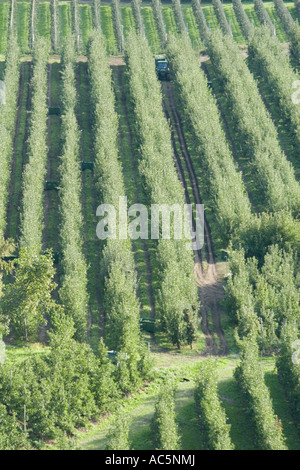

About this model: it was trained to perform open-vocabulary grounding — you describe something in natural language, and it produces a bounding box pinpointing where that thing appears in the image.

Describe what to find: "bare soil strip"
[162,80,228,356]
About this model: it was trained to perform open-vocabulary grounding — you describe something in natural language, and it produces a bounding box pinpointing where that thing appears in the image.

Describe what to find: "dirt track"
[162,81,228,356]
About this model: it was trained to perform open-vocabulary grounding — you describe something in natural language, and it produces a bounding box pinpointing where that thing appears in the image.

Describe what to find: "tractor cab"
[155,55,170,81]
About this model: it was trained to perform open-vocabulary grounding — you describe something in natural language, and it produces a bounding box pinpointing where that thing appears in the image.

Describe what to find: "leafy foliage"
[58,36,88,342]
[172,0,187,34]
[0,32,20,238]
[234,336,287,450]
[152,0,167,46]
[191,0,210,45]
[88,32,149,392]
[212,0,232,36]
[131,0,144,34]
[253,0,273,32]
[20,37,49,253]
[1,248,58,342]
[106,411,131,450]
[207,30,300,216]
[195,361,234,450]
[277,323,300,432]
[167,34,252,243]
[111,0,124,53]
[232,0,253,40]
[151,380,180,450]
[248,26,300,155]
[125,32,199,349]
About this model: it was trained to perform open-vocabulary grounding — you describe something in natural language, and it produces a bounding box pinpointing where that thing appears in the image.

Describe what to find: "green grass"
[0,1,10,55]
[141,6,160,53]
[16,1,31,53]
[37,1,51,49]
[79,4,93,53]
[100,5,117,55]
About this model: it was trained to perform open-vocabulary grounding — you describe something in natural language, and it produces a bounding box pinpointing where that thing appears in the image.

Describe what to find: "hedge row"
[234,336,287,449]
[131,0,144,34]
[195,361,234,450]
[232,0,253,40]
[111,0,124,52]
[152,0,167,46]
[172,0,187,34]
[273,0,300,62]
[151,381,180,450]
[212,0,232,36]
[253,0,273,32]
[191,0,210,45]
[58,37,89,342]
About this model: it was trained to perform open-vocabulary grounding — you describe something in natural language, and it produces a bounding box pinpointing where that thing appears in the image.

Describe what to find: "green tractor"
[155,55,170,81]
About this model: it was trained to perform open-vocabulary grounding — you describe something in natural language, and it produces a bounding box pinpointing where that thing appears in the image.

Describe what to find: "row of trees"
[207,30,300,216]
[87,31,149,392]
[20,38,49,253]
[232,0,253,40]
[151,380,180,450]
[172,0,187,34]
[273,0,300,62]
[93,0,101,30]
[125,32,199,349]
[167,34,253,243]
[195,361,234,450]
[253,0,274,33]
[212,0,232,36]
[191,0,210,45]
[111,0,124,53]
[131,0,143,34]
[248,26,300,155]
[50,0,59,51]
[0,33,20,238]
[234,336,287,449]
[58,37,89,342]
[152,0,167,46]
